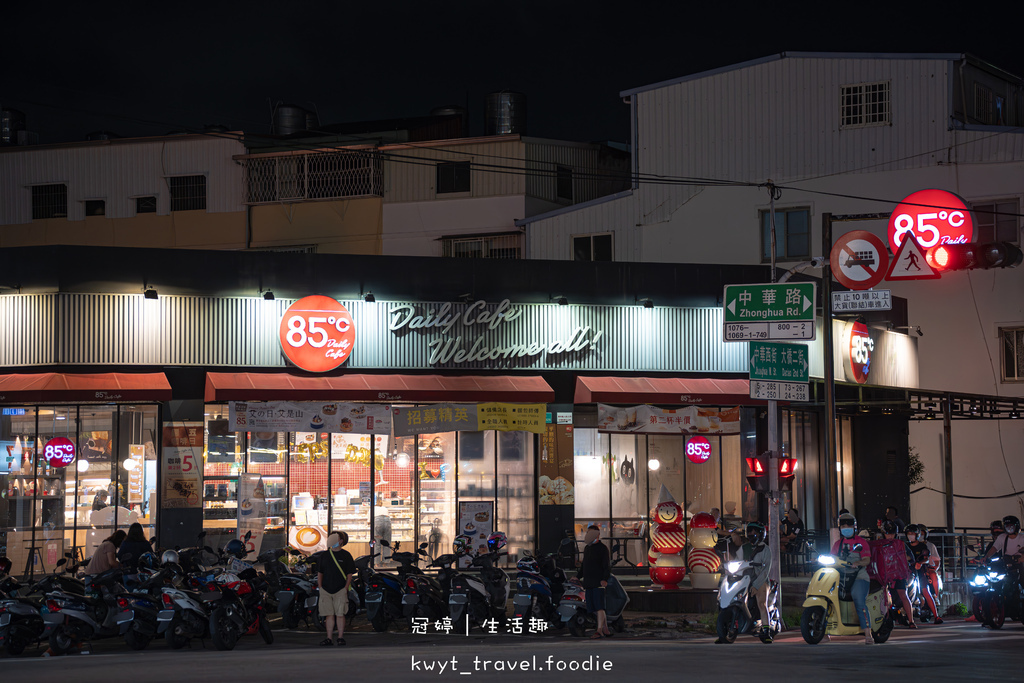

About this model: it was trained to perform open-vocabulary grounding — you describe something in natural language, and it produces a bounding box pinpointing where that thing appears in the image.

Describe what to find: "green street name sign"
[723,282,816,342]
[749,342,810,383]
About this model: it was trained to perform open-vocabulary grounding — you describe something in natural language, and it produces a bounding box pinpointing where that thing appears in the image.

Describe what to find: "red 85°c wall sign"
[279,295,356,372]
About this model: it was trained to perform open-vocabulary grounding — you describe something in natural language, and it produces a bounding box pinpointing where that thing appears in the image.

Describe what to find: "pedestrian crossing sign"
[886,237,940,280]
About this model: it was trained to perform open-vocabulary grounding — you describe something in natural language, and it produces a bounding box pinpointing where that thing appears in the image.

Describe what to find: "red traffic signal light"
[925,242,1024,271]
[745,457,766,474]
[745,456,797,492]
[779,458,798,477]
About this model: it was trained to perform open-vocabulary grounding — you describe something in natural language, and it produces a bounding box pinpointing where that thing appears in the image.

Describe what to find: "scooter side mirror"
[198,531,207,540]
[56,558,67,567]
[419,542,429,550]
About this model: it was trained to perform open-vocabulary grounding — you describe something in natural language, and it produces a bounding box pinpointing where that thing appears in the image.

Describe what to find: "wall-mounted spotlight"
[143,287,159,300]
[458,293,475,304]
[363,291,376,303]
[891,325,923,337]
[637,297,654,309]
[553,295,568,306]
[262,290,275,301]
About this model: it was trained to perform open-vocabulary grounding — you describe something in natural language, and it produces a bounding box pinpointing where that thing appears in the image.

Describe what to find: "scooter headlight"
[726,561,742,574]
[987,571,1001,580]
[817,555,836,565]
[971,575,988,587]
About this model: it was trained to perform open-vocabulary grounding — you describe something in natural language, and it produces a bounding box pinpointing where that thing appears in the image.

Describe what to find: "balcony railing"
[240,150,383,204]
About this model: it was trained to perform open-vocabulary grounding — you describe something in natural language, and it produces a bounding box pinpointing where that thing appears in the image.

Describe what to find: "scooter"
[156,561,211,649]
[556,575,629,637]
[512,552,566,629]
[206,566,273,651]
[0,573,51,656]
[449,548,509,629]
[267,549,320,630]
[43,564,135,655]
[395,542,449,621]
[970,553,1023,628]
[365,542,407,632]
[715,559,780,643]
[800,548,894,644]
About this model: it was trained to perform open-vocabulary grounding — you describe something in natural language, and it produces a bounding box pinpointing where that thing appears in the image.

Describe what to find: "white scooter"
[715,559,780,644]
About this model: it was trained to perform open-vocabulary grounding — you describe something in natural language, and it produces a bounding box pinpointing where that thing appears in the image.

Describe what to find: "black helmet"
[745,521,766,545]
[224,539,247,559]
[838,512,857,530]
[905,524,921,539]
[990,519,1005,536]
[137,552,159,571]
[1003,515,1021,535]
[881,519,898,535]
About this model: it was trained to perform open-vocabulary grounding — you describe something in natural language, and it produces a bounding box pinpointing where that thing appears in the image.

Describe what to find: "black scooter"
[396,542,448,621]
[44,563,135,655]
[365,541,407,632]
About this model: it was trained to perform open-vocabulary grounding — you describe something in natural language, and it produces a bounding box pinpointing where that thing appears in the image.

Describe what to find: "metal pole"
[768,400,781,594]
[821,212,838,527]
[943,396,955,532]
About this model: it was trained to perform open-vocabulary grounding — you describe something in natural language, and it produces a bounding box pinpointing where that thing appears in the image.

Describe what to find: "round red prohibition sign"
[830,230,890,290]
[279,295,356,372]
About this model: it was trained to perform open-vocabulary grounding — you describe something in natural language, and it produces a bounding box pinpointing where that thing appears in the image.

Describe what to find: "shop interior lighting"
[77,459,90,473]
[143,287,159,300]
[363,291,376,303]
[262,290,275,301]
[648,457,661,471]
[123,458,139,471]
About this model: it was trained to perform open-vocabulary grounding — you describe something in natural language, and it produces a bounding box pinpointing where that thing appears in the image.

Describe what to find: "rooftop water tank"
[1,108,26,146]
[273,104,311,136]
[485,92,526,136]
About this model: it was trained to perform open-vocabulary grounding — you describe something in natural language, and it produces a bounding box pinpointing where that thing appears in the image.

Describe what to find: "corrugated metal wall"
[0,135,246,224]
[524,141,627,205]
[524,193,641,260]
[1,293,749,373]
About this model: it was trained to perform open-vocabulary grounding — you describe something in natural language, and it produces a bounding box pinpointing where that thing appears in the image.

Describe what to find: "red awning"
[0,373,172,403]
[205,373,555,403]
[574,376,755,405]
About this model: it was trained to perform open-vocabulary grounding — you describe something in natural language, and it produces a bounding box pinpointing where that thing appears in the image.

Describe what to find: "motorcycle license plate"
[366,592,382,604]
[449,594,469,604]
[157,609,176,622]
[304,595,318,609]
[513,595,530,606]
[402,595,419,605]
[0,614,9,627]
[557,604,578,619]
[116,610,135,624]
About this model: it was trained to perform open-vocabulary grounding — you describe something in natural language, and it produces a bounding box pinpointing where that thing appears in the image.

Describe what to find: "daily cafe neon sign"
[389,299,603,365]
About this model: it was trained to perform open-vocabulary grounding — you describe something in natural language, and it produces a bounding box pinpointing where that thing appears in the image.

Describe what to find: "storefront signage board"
[128,444,145,504]
[749,380,809,402]
[686,436,712,464]
[279,295,356,373]
[723,283,815,342]
[749,342,809,383]
[539,424,575,506]
[229,401,391,434]
[844,320,874,385]
[596,404,740,435]
[161,422,203,508]
[43,437,76,468]
[392,403,547,436]
[458,501,494,568]
[887,189,974,254]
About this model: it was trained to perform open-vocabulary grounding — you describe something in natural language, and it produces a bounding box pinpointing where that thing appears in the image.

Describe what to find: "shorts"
[585,586,606,613]
[319,587,349,617]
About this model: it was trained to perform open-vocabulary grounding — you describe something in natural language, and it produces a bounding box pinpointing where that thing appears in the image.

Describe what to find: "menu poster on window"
[230,401,392,434]
[458,501,494,569]
[331,433,389,464]
[238,473,268,556]
[596,405,741,434]
[539,424,575,506]
[162,423,203,509]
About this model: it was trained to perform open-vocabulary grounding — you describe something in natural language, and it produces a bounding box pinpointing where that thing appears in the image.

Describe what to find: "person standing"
[317,532,355,646]
[580,525,612,639]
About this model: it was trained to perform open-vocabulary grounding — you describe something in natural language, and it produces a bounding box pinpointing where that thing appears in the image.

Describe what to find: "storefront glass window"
[609,434,647,567]
[77,406,118,561]
[203,408,243,550]
[115,406,159,542]
[497,430,534,563]
[686,436,721,518]
[721,435,743,531]
[328,433,380,558]
[290,431,330,533]
[573,429,610,536]
[420,432,456,559]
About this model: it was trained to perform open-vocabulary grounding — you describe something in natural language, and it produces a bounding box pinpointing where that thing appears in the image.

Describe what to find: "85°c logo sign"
[887,189,975,253]
[279,295,356,372]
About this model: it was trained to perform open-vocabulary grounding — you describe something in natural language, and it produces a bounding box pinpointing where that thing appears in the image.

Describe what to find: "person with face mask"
[983,515,1024,564]
[905,524,942,624]
[881,520,916,628]
[317,532,356,646]
[831,512,874,644]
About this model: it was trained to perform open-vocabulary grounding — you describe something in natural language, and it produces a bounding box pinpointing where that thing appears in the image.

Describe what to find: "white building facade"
[520,53,1024,530]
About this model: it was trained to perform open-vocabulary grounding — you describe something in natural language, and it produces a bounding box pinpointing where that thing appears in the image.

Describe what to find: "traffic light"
[925,242,1024,271]
[745,455,798,492]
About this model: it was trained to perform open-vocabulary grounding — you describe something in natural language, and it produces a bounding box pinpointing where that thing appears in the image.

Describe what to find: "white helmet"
[161,549,180,565]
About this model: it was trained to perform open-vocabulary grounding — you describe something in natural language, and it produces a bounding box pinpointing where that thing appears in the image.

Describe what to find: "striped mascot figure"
[686,512,722,589]
[648,500,687,589]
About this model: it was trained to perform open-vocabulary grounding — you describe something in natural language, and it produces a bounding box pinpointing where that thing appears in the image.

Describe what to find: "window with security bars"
[761,207,810,261]
[31,184,67,219]
[168,175,207,211]
[1002,327,1024,382]
[971,199,1020,243]
[840,81,890,128]
[974,84,995,125]
[243,151,382,203]
[441,233,521,259]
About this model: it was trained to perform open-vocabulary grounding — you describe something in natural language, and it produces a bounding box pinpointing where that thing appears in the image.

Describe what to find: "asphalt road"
[4,620,1021,682]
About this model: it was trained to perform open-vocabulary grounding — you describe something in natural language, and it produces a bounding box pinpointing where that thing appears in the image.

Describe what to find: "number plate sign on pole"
[723,283,815,342]
[749,341,809,383]
[750,380,809,402]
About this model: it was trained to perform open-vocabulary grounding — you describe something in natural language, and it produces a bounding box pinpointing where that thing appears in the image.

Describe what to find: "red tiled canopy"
[574,376,755,405]
[0,373,172,403]
[205,372,555,403]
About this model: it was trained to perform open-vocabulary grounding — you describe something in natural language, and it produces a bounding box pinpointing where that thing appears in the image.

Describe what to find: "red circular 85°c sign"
[848,321,873,385]
[887,189,975,254]
[44,437,76,468]
[279,295,356,372]
[686,436,712,464]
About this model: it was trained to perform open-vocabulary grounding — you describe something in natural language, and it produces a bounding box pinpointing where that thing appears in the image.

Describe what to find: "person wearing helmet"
[742,521,774,643]
[983,515,1024,564]
[579,525,612,639]
[982,520,1004,558]
[881,520,916,628]
[905,524,942,624]
[831,513,874,644]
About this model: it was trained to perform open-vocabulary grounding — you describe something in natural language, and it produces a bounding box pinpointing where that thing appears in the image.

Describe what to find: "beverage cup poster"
[596,404,740,434]
[458,501,494,569]
[238,473,268,556]
[161,423,203,508]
